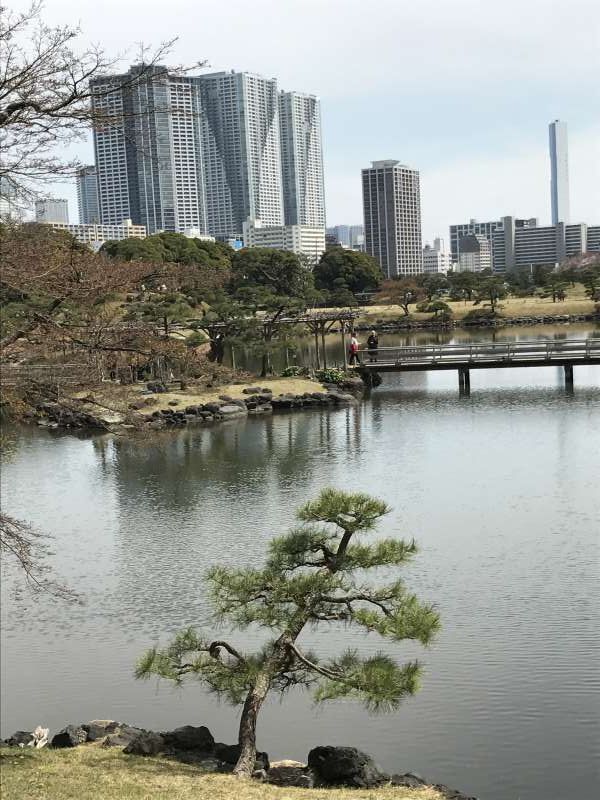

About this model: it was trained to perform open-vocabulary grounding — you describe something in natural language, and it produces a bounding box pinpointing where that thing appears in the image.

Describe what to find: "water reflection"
[1,330,599,800]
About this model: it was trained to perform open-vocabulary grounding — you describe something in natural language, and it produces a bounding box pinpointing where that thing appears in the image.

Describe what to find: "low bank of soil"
[0,747,444,800]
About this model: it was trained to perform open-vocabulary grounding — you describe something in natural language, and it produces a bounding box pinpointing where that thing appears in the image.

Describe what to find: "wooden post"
[321,323,327,370]
[231,346,236,371]
[341,321,348,369]
[314,330,320,370]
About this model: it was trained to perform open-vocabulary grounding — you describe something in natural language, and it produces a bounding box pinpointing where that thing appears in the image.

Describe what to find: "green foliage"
[137,489,439,723]
[314,367,347,384]
[281,365,309,378]
[314,248,383,295]
[101,233,232,271]
[415,300,452,318]
[416,273,449,300]
[230,248,314,306]
[473,277,507,312]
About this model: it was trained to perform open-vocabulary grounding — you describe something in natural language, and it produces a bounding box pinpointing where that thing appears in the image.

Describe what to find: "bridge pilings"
[458,367,471,396]
[564,364,574,391]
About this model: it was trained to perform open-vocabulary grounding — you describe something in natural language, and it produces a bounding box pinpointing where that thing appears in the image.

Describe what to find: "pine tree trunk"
[234,671,271,778]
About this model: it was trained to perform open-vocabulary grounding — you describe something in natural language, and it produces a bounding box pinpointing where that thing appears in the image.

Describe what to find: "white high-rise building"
[279,91,325,226]
[76,166,100,224]
[198,71,284,238]
[362,160,422,277]
[423,238,451,273]
[0,176,19,220]
[91,66,206,234]
[549,120,570,225]
[90,67,322,240]
[35,198,69,224]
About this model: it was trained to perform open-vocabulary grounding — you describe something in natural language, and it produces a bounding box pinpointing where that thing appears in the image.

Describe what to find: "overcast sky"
[30,0,600,241]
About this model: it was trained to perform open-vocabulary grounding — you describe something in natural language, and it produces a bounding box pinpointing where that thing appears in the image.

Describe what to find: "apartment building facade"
[76,166,100,224]
[362,160,422,277]
[90,66,324,241]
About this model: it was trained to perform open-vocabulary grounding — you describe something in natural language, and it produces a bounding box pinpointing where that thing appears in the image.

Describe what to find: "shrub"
[315,367,347,384]
[281,365,309,378]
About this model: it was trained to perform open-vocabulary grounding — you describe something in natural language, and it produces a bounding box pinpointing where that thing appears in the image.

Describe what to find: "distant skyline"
[22,0,600,241]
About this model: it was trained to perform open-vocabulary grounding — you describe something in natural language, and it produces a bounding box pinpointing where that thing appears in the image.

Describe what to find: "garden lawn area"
[354,282,594,325]
[0,747,446,800]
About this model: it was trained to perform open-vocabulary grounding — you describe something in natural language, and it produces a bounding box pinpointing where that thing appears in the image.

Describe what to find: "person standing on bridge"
[367,330,379,362]
[349,333,361,365]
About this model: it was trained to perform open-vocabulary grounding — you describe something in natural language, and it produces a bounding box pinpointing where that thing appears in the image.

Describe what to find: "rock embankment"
[1,721,477,799]
[143,384,360,430]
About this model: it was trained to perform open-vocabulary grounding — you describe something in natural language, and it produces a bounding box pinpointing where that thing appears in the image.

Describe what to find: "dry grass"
[0,747,445,800]
[132,376,323,417]
[70,376,323,420]
[356,283,594,324]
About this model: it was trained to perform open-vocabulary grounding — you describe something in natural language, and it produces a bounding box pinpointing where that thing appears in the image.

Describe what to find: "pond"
[1,325,599,800]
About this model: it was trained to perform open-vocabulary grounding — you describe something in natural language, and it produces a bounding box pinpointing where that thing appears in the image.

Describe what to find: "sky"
[25,0,600,242]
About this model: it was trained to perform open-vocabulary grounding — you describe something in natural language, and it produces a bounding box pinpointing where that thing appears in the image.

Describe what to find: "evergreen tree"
[136,489,440,778]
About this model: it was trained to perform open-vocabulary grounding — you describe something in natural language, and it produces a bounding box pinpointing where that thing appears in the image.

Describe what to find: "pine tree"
[136,489,440,777]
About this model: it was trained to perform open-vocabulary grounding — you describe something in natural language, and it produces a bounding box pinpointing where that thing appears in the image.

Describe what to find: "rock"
[213,742,269,772]
[219,404,247,417]
[391,772,427,788]
[242,387,262,394]
[147,381,168,393]
[123,731,165,756]
[163,725,214,752]
[5,731,33,747]
[81,720,120,741]
[98,412,125,425]
[203,402,222,414]
[51,725,88,748]
[248,405,272,415]
[184,405,200,415]
[168,400,179,406]
[327,391,358,405]
[268,761,315,788]
[218,395,234,402]
[307,746,388,788]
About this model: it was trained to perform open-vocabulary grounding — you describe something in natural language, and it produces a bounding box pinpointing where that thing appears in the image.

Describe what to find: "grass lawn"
[0,747,445,800]
[355,283,594,325]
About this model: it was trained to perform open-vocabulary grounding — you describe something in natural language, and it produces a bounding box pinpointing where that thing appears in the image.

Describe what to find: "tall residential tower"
[90,66,323,239]
[362,160,422,277]
[549,120,570,225]
[76,166,100,224]
[279,91,325,226]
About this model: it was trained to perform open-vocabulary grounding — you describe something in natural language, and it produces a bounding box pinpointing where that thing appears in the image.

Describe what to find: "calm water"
[1,327,599,800]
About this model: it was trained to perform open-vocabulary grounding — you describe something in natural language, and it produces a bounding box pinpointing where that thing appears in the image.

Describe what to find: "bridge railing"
[357,338,600,365]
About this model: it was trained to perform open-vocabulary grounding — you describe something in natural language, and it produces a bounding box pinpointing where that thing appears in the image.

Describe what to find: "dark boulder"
[268,761,315,788]
[51,725,88,748]
[214,742,269,772]
[307,746,388,788]
[5,731,33,747]
[203,402,222,414]
[81,720,120,741]
[242,387,262,394]
[163,725,214,752]
[123,731,165,756]
[391,772,426,788]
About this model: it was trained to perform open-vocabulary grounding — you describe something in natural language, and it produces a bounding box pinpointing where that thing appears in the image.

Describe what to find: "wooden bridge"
[354,338,600,393]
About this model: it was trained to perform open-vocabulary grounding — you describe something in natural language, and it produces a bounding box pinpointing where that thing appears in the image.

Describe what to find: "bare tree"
[0,1,202,204]
[0,512,77,599]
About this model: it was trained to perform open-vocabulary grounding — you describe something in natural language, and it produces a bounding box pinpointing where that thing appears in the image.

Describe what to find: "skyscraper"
[549,120,570,225]
[362,160,422,277]
[91,65,206,234]
[76,166,100,224]
[279,91,325,226]
[198,71,284,237]
[35,198,69,224]
[91,66,321,239]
